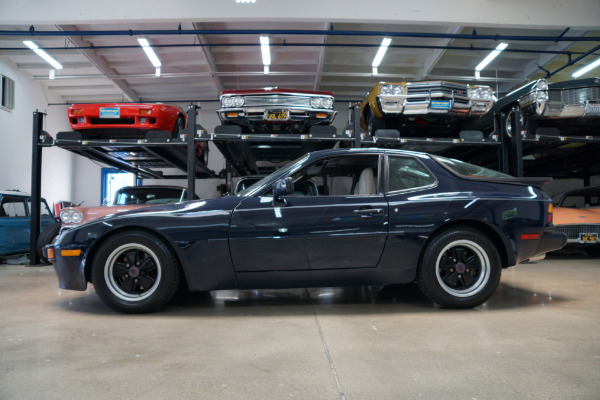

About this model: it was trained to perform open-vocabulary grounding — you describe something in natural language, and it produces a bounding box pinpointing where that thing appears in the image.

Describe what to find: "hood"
[553,206,600,225]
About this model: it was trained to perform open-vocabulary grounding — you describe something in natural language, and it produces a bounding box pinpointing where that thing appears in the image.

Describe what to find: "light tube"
[137,38,162,68]
[475,42,508,72]
[572,57,600,78]
[260,36,271,66]
[23,41,63,70]
[372,38,391,67]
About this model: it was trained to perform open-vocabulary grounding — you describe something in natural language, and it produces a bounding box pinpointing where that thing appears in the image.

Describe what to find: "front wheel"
[92,230,181,313]
[417,228,502,308]
[171,116,185,139]
[366,107,386,135]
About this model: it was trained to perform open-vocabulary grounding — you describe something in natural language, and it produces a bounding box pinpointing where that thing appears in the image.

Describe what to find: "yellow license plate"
[579,233,599,243]
[267,111,287,120]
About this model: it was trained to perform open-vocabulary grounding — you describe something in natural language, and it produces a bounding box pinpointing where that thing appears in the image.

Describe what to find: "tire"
[586,245,600,257]
[36,222,61,264]
[91,230,181,313]
[417,228,502,308]
[366,107,386,135]
[171,116,185,139]
[505,107,525,139]
[195,142,209,165]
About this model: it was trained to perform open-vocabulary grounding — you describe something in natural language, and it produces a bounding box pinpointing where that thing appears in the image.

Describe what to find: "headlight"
[321,97,333,108]
[481,87,493,100]
[233,96,244,107]
[310,97,323,108]
[392,85,403,95]
[535,91,549,101]
[379,84,393,95]
[222,97,234,107]
[469,87,481,99]
[60,209,84,224]
[534,79,548,91]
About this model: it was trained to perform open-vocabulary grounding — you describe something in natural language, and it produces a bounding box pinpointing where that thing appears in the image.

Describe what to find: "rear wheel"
[366,107,385,135]
[92,230,181,313]
[417,228,502,308]
[36,223,61,264]
[171,116,185,139]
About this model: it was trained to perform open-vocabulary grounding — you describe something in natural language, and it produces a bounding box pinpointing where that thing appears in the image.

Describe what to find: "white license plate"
[99,107,120,118]
[585,104,600,115]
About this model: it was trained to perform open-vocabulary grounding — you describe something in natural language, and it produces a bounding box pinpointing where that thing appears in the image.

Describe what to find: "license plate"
[99,107,120,118]
[579,233,599,243]
[267,110,288,120]
[430,100,451,110]
[585,103,600,115]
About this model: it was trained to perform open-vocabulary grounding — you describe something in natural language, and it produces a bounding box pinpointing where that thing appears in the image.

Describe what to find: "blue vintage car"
[0,190,57,259]
[47,148,566,313]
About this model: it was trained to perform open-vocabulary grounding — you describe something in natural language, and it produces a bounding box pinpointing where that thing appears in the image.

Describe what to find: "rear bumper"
[535,230,568,255]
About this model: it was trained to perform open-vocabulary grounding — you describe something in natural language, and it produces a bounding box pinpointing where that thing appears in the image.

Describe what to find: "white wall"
[0,57,80,208]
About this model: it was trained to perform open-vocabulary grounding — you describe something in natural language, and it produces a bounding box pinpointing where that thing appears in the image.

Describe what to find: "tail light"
[547,203,553,224]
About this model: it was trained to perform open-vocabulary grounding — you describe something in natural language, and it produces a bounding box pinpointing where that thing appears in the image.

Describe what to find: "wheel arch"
[418,219,515,270]
[84,225,189,289]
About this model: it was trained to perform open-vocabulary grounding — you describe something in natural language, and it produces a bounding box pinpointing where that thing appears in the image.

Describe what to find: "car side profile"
[47,148,565,313]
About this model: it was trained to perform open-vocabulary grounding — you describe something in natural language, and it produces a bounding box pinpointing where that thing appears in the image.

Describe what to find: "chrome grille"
[406,81,469,97]
[242,95,313,108]
[554,224,600,240]
[548,87,600,105]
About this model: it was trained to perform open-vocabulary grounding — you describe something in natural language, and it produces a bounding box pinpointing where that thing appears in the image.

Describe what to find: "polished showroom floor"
[1,252,599,400]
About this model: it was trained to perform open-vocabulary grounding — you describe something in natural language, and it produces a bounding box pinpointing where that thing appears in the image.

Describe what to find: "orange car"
[553,185,600,256]
[68,103,186,138]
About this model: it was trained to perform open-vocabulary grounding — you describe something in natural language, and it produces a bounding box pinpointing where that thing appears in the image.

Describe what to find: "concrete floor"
[0,253,598,400]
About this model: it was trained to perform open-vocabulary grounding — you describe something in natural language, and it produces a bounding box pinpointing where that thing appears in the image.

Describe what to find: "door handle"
[353,208,383,216]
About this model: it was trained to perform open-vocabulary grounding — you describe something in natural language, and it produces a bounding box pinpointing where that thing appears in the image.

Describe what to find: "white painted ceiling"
[0,1,599,107]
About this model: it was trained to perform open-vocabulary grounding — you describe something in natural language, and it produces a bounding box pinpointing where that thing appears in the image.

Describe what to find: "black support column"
[29,111,44,265]
[186,105,199,201]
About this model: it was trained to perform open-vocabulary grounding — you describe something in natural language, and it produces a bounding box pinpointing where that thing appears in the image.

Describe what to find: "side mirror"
[273,177,294,205]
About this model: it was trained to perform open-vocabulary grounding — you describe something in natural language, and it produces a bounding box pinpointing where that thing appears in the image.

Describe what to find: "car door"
[229,153,389,273]
[0,196,29,255]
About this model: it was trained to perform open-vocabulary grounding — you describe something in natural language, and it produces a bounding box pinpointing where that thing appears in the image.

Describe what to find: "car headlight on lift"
[380,84,403,95]
[221,97,233,107]
[321,97,334,108]
[310,97,323,108]
[60,209,84,224]
[233,96,245,107]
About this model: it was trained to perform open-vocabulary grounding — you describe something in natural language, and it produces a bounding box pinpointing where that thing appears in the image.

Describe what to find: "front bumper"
[45,244,87,291]
[217,107,336,124]
[377,94,492,117]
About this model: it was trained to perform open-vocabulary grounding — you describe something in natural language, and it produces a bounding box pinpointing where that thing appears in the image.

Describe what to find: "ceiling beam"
[314,22,330,90]
[56,24,139,102]
[192,22,224,94]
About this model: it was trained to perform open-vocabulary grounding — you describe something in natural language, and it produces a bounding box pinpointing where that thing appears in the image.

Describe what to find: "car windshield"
[236,154,310,197]
[433,155,510,178]
[113,188,185,205]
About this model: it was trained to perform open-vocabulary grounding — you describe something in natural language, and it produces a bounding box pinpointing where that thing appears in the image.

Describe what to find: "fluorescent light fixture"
[236,0,256,3]
[260,36,271,65]
[49,69,55,80]
[475,70,481,80]
[137,38,162,68]
[372,38,392,67]
[264,66,270,74]
[23,41,63,70]
[572,57,600,78]
[260,36,270,74]
[155,67,161,77]
[475,42,508,72]
[372,67,378,76]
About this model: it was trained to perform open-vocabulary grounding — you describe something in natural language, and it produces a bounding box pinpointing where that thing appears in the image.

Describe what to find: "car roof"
[556,185,600,202]
[0,190,31,197]
[305,147,431,159]
[116,185,187,191]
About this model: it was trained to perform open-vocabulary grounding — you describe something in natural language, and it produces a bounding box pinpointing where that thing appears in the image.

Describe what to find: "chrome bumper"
[217,107,336,123]
[378,95,492,117]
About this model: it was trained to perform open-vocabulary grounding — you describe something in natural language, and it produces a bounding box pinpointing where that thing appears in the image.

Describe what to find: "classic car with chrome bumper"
[217,88,337,133]
[360,81,494,134]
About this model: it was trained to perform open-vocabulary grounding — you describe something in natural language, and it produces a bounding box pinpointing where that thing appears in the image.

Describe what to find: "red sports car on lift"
[216,87,337,133]
[67,103,187,138]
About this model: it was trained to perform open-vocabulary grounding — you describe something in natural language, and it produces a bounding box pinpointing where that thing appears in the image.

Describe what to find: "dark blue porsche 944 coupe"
[47,148,566,313]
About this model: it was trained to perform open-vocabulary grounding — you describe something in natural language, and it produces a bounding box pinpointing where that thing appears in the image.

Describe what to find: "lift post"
[186,105,199,201]
[29,111,44,265]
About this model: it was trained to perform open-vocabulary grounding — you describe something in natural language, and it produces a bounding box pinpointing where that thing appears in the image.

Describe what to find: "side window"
[28,200,52,216]
[387,156,436,192]
[1,197,27,217]
[288,154,380,196]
